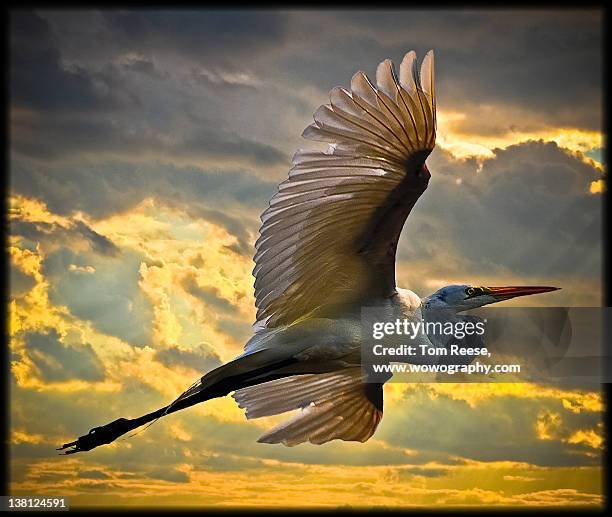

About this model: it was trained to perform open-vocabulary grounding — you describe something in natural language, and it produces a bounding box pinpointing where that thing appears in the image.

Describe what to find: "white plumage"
[58,50,559,455]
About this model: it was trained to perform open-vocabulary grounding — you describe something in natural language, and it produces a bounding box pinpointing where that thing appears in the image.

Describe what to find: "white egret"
[58,50,558,453]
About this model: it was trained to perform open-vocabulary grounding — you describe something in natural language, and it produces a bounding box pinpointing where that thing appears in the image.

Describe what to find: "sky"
[8,8,605,509]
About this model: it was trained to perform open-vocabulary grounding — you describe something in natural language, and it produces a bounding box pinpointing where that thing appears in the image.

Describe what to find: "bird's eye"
[466,287,475,297]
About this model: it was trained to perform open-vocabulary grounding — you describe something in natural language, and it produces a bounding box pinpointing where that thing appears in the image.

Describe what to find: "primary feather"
[254,50,436,328]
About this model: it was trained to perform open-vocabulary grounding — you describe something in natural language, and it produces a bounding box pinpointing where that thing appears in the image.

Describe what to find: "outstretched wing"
[254,50,436,328]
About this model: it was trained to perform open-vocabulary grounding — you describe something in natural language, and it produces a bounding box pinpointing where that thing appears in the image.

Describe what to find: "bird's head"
[424,284,560,312]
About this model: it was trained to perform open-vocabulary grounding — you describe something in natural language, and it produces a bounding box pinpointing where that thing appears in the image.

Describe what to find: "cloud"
[145,467,189,483]
[378,385,601,467]
[181,273,239,316]
[9,220,119,258]
[8,361,603,506]
[37,8,601,137]
[20,329,105,383]
[190,67,262,89]
[100,10,290,66]
[68,264,96,274]
[44,247,155,347]
[10,12,288,175]
[11,159,274,229]
[391,467,447,480]
[276,10,602,131]
[9,265,36,297]
[10,11,131,113]
[72,220,119,256]
[11,105,287,168]
[120,57,167,80]
[173,124,286,167]
[397,141,601,303]
[154,343,222,372]
[9,160,272,275]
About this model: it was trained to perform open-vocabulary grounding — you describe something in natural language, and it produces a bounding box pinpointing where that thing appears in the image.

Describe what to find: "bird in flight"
[58,50,558,454]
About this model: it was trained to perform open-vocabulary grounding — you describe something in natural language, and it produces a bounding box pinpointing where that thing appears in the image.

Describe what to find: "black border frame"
[2,2,609,513]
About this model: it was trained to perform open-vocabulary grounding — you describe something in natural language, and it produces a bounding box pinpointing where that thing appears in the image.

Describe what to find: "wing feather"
[233,369,384,446]
[254,50,436,328]
[399,50,418,92]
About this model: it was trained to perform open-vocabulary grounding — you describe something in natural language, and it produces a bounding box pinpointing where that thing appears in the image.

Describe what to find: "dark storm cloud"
[11,96,286,166]
[101,10,290,65]
[278,10,602,130]
[174,124,286,166]
[10,9,602,190]
[10,11,134,113]
[12,10,601,250]
[154,343,222,372]
[11,112,142,161]
[399,140,601,291]
[22,329,105,383]
[189,68,259,90]
[10,11,287,172]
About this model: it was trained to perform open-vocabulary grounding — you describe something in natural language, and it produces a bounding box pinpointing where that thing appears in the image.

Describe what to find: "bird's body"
[239,287,423,361]
[58,51,559,454]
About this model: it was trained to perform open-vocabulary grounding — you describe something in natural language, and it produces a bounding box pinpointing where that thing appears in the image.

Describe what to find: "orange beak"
[487,286,560,301]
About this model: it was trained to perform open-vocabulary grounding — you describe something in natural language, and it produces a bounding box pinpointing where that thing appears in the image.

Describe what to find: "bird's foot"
[57,418,131,455]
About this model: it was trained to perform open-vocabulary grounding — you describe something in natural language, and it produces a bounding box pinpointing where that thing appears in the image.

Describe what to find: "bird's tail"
[232,368,385,446]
